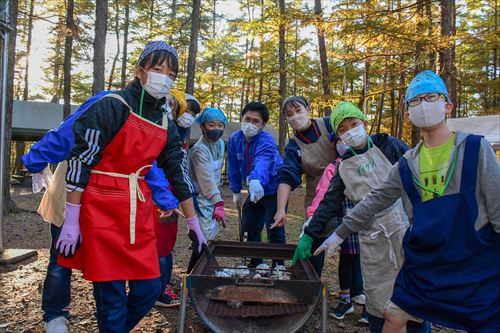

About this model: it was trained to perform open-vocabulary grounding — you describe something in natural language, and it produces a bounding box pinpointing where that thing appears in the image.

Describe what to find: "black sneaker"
[358,305,369,325]
[330,300,354,320]
[155,284,181,308]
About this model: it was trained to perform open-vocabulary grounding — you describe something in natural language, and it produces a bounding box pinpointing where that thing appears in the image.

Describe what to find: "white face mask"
[287,113,311,131]
[241,123,261,138]
[142,70,174,100]
[408,100,447,128]
[177,113,195,128]
[336,143,349,156]
[340,124,367,148]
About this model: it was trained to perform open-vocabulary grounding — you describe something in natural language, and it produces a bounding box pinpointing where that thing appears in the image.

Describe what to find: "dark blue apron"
[393,134,500,332]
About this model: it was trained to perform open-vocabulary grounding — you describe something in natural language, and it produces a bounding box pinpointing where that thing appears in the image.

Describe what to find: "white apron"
[338,140,408,318]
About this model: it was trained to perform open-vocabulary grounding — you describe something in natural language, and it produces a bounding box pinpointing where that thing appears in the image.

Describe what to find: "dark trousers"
[241,194,286,267]
[93,279,161,333]
[339,253,364,296]
[368,314,432,333]
[42,224,72,322]
[158,253,173,295]
[310,237,327,277]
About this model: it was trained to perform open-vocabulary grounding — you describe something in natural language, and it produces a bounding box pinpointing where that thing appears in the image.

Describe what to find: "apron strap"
[91,165,152,245]
[398,157,421,204]
[459,134,482,194]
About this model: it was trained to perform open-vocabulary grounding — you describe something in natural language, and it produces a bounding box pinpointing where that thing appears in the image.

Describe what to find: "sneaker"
[45,316,69,333]
[358,305,369,325]
[351,294,366,305]
[155,284,181,308]
[329,300,354,320]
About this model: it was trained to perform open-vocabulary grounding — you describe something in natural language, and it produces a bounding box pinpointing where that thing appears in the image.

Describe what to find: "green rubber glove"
[291,234,314,266]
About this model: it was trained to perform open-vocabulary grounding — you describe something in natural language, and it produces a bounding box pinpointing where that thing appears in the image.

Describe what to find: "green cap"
[330,101,366,132]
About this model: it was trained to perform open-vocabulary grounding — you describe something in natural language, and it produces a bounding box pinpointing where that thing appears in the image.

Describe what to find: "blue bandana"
[406,70,449,105]
[137,41,178,65]
[195,107,228,126]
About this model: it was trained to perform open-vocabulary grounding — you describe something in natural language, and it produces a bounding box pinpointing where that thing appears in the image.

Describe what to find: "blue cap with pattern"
[195,107,228,126]
[405,70,449,104]
[137,41,178,65]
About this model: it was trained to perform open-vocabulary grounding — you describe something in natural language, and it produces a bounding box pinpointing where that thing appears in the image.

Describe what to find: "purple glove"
[186,215,208,254]
[56,202,82,257]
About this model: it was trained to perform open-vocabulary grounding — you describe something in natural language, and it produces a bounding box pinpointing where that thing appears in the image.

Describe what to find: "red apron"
[59,96,167,282]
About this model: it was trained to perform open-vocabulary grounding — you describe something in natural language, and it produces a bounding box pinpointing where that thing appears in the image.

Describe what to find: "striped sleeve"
[66,97,128,191]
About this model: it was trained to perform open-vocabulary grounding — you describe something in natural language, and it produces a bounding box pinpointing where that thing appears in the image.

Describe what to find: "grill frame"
[186,241,324,333]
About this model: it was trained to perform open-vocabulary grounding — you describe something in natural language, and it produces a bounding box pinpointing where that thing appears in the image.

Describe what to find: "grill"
[178,241,328,333]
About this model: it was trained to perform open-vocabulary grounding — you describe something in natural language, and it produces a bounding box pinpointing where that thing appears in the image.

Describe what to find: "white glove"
[313,232,344,256]
[299,216,312,238]
[249,179,264,203]
[32,166,53,194]
[233,193,243,208]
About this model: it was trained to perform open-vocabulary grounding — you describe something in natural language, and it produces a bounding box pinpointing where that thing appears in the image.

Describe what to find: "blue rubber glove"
[249,179,264,203]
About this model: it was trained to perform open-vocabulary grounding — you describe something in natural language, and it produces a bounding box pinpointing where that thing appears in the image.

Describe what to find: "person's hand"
[233,193,243,208]
[186,215,208,254]
[158,208,184,219]
[56,202,82,257]
[213,201,226,228]
[249,179,264,203]
[271,208,287,229]
[32,166,52,193]
[291,234,314,266]
[313,232,343,256]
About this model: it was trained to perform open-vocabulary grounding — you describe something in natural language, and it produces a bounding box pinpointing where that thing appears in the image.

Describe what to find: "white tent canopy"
[446,115,500,150]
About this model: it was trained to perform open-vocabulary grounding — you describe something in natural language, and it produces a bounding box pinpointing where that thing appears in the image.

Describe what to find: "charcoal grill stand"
[177,241,329,333]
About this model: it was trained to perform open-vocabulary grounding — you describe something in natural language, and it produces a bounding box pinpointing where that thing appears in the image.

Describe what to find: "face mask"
[204,129,224,142]
[177,113,195,128]
[241,123,260,138]
[336,143,349,156]
[340,124,367,148]
[408,100,447,128]
[287,113,310,131]
[142,69,174,100]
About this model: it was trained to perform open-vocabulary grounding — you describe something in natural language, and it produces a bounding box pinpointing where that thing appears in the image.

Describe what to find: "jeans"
[93,279,161,333]
[42,224,72,322]
[339,253,364,296]
[158,253,173,294]
[309,237,326,277]
[368,314,432,333]
[241,194,286,267]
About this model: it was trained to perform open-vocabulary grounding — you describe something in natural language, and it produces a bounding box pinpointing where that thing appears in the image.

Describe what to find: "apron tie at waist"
[91,165,152,244]
[370,223,406,270]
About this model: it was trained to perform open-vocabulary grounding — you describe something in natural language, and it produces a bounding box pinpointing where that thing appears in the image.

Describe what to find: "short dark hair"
[139,50,179,77]
[241,102,269,123]
[187,99,201,115]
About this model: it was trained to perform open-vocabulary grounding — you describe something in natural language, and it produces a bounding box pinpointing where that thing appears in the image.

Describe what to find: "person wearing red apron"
[55,41,207,333]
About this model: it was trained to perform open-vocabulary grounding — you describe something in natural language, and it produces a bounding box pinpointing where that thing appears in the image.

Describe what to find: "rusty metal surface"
[207,285,298,304]
[205,302,308,318]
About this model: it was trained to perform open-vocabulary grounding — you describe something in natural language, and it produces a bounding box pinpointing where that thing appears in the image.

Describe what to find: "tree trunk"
[3,0,19,215]
[22,0,34,101]
[397,56,405,139]
[314,0,331,115]
[185,0,201,95]
[63,0,75,118]
[50,15,64,104]
[92,0,108,95]
[439,0,457,117]
[171,0,176,18]
[210,0,216,104]
[426,0,436,70]
[358,60,370,113]
[120,0,130,88]
[278,0,287,154]
[412,0,424,146]
[108,0,120,90]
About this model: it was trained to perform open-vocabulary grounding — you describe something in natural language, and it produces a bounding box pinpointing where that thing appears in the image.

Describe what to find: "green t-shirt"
[419,133,456,201]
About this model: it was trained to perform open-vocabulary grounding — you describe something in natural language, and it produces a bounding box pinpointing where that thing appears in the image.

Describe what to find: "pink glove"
[186,215,208,254]
[56,202,82,257]
[213,201,226,227]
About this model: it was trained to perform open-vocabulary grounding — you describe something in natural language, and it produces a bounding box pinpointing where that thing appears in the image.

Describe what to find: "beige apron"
[291,119,336,212]
[338,142,408,318]
[38,161,67,227]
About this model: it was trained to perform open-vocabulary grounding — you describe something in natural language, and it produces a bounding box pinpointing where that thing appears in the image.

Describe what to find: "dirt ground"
[0,182,460,333]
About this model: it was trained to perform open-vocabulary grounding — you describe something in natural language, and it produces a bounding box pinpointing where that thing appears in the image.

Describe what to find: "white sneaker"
[45,316,69,333]
[351,294,366,305]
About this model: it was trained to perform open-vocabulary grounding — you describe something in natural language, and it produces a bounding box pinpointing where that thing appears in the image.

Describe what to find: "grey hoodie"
[336,131,500,239]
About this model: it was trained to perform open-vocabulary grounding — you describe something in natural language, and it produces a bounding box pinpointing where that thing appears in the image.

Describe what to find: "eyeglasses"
[408,93,446,107]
